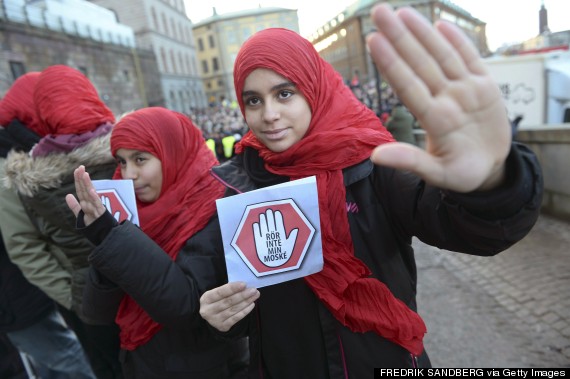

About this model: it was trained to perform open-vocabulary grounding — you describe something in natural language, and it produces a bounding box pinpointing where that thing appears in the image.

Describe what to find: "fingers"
[65,194,81,217]
[435,21,488,76]
[370,5,448,94]
[397,8,468,80]
[201,282,249,303]
[367,12,431,118]
[200,282,260,332]
[72,165,106,223]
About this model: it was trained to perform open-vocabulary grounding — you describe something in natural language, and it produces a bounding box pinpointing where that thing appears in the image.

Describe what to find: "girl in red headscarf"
[0,71,98,379]
[4,64,123,378]
[199,4,542,375]
[66,107,248,378]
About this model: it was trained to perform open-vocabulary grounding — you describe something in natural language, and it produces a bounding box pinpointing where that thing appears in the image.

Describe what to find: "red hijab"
[110,107,226,350]
[34,65,115,135]
[0,72,46,135]
[234,28,426,355]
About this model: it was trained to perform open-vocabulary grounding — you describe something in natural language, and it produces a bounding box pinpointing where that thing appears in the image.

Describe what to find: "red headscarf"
[110,107,226,350]
[34,65,115,136]
[234,28,426,355]
[0,72,46,135]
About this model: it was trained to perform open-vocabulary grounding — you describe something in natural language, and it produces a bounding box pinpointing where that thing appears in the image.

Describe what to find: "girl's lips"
[263,128,288,140]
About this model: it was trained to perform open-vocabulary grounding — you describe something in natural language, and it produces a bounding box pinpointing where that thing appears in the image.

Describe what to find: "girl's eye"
[245,97,261,106]
[116,158,126,167]
[136,157,146,164]
[279,90,293,99]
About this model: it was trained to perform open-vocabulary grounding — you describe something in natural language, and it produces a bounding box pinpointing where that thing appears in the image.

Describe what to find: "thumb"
[286,228,299,243]
[66,194,81,218]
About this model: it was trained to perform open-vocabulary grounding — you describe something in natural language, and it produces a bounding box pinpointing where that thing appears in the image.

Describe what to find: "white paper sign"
[92,179,139,226]
[216,176,323,288]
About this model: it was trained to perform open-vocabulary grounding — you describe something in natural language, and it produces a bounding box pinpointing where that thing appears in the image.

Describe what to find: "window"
[170,50,177,73]
[123,70,130,81]
[198,38,204,51]
[161,47,168,71]
[9,61,26,80]
[78,66,88,76]
[185,55,191,75]
[151,7,159,31]
[178,23,184,43]
[202,60,209,74]
[242,27,251,41]
[208,35,215,48]
[162,13,169,36]
[227,30,236,44]
[212,57,219,72]
[171,18,177,39]
[178,52,184,74]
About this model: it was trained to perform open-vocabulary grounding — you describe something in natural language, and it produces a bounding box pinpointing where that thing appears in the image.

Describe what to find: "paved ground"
[415,212,570,368]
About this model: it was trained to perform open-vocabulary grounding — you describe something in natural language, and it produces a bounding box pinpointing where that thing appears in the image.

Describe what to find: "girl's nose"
[262,102,280,123]
[122,164,138,180]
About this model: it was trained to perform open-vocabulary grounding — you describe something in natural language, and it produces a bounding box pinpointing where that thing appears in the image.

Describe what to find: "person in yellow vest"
[206,138,216,156]
[221,134,236,160]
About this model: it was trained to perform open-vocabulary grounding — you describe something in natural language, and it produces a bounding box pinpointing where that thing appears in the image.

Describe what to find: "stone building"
[88,0,207,112]
[309,0,489,86]
[192,7,299,104]
[0,0,163,116]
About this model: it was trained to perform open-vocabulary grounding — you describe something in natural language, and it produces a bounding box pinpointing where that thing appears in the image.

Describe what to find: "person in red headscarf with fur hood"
[3,65,123,379]
[66,107,249,378]
[0,72,98,379]
[198,4,543,376]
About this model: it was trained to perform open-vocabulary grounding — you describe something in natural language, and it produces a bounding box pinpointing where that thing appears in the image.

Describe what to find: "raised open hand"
[366,4,510,192]
[253,209,298,267]
[65,165,106,226]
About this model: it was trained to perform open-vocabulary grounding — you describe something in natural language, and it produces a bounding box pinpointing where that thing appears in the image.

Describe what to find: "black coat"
[0,232,55,333]
[210,142,543,378]
[81,214,247,378]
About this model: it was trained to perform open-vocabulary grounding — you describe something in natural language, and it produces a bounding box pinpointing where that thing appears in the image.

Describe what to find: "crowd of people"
[1,3,543,378]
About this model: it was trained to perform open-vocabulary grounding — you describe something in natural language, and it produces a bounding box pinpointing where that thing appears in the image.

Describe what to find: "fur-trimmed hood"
[4,132,114,197]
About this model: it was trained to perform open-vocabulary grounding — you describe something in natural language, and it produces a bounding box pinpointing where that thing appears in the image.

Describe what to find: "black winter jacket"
[0,232,55,333]
[81,214,248,379]
[209,142,543,378]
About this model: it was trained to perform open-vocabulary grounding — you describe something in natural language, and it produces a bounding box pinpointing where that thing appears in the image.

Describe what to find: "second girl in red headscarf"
[66,107,248,378]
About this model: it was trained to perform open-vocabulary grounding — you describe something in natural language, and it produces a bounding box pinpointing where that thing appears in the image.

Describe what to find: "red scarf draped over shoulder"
[110,107,225,350]
[0,72,46,135]
[233,28,426,356]
[34,65,115,136]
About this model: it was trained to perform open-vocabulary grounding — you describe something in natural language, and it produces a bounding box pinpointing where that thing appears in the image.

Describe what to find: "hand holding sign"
[101,195,121,222]
[253,209,298,268]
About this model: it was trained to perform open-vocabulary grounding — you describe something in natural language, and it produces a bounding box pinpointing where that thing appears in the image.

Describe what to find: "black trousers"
[58,305,123,379]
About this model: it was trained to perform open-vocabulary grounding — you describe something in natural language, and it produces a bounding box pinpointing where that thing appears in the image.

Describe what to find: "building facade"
[309,0,488,85]
[0,0,162,115]
[89,0,207,112]
[192,7,299,104]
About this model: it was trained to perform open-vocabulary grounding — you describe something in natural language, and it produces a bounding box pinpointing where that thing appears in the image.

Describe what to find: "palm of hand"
[416,74,510,192]
[367,4,511,192]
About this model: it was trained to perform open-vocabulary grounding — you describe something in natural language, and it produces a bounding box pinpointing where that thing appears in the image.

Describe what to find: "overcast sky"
[183,0,568,51]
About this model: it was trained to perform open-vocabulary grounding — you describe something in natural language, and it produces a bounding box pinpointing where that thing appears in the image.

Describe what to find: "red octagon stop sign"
[231,199,315,277]
[97,189,132,223]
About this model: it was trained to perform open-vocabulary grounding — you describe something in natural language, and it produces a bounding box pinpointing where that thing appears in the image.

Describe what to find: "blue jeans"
[7,308,96,379]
